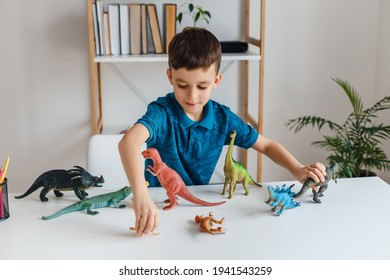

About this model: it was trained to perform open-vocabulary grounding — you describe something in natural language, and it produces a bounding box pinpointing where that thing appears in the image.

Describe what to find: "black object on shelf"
[220,41,248,53]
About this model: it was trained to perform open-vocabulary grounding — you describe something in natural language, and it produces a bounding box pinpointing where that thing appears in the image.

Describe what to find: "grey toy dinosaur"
[42,186,131,220]
[293,162,339,203]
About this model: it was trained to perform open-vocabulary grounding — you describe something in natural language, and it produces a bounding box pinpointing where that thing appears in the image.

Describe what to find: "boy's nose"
[188,87,198,100]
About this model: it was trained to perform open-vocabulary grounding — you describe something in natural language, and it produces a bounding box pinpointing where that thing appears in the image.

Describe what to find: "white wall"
[260,0,390,183]
[0,0,388,193]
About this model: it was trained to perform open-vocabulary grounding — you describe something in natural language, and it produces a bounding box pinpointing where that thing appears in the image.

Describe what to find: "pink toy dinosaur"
[142,148,226,210]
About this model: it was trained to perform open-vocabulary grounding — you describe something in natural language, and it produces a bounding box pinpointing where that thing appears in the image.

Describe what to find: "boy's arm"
[251,134,326,184]
[118,123,159,236]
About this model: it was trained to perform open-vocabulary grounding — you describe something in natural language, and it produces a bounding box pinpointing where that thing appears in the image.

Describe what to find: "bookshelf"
[87,0,266,181]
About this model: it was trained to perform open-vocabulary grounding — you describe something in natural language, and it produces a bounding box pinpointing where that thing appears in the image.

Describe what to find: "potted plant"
[286,77,390,178]
[176,1,211,27]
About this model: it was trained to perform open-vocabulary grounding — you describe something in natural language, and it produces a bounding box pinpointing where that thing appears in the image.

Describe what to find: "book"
[129,4,141,55]
[146,4,163,54]
[92,3,101,55]
[96,0,105,55]
[102,12,111,55]
[163,4,177,54]
[145,5,155,53]
[108,4,120,55]
[141,4,147,54]
[119,4,130,55]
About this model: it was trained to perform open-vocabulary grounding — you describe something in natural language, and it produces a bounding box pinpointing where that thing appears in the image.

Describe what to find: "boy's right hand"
[132,188,159,236]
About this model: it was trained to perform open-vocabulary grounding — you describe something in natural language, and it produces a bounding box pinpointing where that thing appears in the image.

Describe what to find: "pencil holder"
[0,178,10,221]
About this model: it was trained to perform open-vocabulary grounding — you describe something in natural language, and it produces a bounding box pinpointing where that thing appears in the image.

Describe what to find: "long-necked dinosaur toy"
[222,130,262,199]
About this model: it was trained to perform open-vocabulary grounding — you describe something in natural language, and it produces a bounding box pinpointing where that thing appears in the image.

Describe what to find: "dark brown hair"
[168,27,222,73]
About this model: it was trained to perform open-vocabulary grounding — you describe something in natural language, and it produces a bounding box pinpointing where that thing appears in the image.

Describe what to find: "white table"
[1,176,389,260]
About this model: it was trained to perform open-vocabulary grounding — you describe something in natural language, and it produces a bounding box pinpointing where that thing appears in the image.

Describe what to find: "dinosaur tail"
[42,203,82,220]
[178,189,226,207]
[249,179,262,187]
[292,181,312,198]
[14,177,43,199]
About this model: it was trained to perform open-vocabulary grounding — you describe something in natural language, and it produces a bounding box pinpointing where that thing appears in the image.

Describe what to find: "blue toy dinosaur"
[265,184,300,215]
[42,186,131,220]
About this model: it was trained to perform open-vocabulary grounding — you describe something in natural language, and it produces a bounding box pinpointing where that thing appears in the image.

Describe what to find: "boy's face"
[167,64,222,122]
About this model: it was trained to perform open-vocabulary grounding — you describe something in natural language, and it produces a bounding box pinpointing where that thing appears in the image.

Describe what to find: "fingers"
[134,207,159,236]
[306,162,326,183]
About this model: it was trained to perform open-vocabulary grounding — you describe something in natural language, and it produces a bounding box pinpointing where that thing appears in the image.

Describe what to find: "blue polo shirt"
[136,92,259,187]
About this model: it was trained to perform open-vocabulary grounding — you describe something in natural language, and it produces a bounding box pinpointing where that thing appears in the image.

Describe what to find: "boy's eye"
[178,84,188,88]
[198,86,208,90]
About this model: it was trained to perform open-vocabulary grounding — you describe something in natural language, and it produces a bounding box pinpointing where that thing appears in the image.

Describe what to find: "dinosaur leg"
[276,205,286,216]
[110,199,126,209]
[163,193,177,210]
[39,181,51,202]
[222,177,230,195]
[74,188,87,200]
[228,180,237,199]
[81,190,89,197]
[242,178,250,196]
[312,189,321,203]
[211,217,225,225]
[211,227,225,234]
[313,184,327,203]
[54,190,64,198]
[86,203,99,215]
[164,195,179,204]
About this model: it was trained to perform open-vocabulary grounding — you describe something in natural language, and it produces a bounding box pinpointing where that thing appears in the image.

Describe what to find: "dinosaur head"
[328,162,339,182]
[121,186,132,197]
[230,130,237,139]
[142,148,161,161]
[68,166,104,188]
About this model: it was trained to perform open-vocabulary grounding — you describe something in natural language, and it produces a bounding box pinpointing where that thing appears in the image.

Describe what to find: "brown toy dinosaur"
[194,212,225,234]
[142,148,226,210]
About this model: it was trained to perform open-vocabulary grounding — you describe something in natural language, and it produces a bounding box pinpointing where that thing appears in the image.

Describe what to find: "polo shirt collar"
[170,93,214,130]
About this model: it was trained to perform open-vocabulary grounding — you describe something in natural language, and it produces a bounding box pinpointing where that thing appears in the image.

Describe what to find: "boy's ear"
[213,72,223,88]
[166,68,173,85]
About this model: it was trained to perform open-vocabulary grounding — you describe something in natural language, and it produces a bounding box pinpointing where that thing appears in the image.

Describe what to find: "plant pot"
[358,170,377,177]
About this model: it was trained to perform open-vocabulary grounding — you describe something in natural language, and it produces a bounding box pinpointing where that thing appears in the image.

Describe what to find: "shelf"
[94,51,260,63]
[87,0,266,181]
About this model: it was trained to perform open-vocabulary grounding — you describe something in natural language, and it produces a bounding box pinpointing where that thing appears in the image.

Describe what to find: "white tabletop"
[1,176,389,260]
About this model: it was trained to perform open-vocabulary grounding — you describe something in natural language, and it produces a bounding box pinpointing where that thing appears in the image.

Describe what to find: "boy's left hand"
[294,162,326,184]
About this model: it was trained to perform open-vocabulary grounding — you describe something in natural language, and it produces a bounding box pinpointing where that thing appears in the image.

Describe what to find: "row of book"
[92,1,177,56]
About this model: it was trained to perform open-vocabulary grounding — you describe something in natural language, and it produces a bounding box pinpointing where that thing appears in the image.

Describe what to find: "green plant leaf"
[176,13,183,23]
[194,11,201,23]
[286,77,390,178]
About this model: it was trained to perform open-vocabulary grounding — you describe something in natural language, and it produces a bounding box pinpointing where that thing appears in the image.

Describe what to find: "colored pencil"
[0,157,9,183]
[0,157,9,219]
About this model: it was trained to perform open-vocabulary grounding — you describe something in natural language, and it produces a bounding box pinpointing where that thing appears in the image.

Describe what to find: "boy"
[119,28,326,236]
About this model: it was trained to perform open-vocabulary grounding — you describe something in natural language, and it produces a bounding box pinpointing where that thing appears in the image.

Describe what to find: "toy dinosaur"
[15,166,104,202]
[42,186,131,220]
[293,162,339,203]
[222,130,262,199]
[194,212,225,234]
[265,184,300,215]
[142,148,226,210]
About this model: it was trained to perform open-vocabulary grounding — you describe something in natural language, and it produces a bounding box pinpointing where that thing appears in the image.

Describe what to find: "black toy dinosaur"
[15,166,104,202]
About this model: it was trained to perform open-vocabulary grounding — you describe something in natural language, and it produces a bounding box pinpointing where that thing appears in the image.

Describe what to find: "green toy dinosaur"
[42,186,132,220]
[222,130,262,199]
